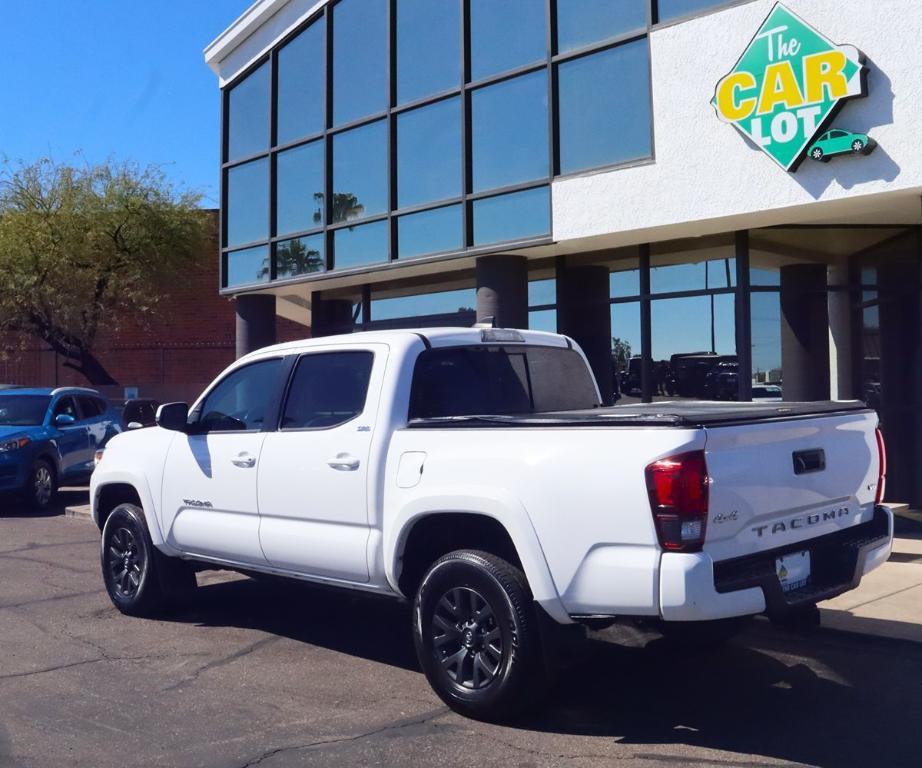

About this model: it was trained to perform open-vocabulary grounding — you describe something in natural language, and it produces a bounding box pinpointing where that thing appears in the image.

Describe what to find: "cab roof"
[239,327,572,363]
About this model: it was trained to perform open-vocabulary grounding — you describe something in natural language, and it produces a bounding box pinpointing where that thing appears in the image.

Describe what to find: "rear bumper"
[660,505,893,621]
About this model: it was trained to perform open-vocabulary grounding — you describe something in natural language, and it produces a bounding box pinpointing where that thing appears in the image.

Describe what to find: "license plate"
[776,550,811,592]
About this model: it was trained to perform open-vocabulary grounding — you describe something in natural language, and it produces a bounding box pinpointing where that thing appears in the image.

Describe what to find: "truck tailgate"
[703,409,880,562]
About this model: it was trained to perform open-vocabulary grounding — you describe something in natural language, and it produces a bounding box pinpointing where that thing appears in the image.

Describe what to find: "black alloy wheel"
[101,503,195,616]
[413,550,543,722]
[432,586,503,690]
[104,525,146,601]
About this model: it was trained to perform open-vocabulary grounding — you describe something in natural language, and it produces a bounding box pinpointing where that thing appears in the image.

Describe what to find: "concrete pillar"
[310,292,354,337]
[556,262,614,405]
[475,255,528,329]
[235,294,277,359]
[827,264,854,400]
[877,254,922,505]
[780,264,830,401]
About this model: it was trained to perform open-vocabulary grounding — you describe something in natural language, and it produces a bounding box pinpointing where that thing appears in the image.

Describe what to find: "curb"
[65,505,92,521]
[892,505,922,524]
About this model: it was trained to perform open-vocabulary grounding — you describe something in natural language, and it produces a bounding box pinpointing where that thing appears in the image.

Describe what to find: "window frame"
[190,357,290,435]
[217,0,665,291]
[277,349,377,432]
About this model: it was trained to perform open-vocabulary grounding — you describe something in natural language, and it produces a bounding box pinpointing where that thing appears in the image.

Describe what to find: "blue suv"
[0,387,121,510]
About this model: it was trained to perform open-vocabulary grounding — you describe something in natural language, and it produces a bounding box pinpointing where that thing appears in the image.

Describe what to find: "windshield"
[0,395,51,426]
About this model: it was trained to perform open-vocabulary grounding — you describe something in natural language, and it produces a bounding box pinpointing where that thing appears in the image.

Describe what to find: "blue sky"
[1,0,253,207]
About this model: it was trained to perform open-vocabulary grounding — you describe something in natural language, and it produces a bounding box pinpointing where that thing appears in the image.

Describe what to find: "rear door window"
[77,396,103,418]
[281,351,374,430]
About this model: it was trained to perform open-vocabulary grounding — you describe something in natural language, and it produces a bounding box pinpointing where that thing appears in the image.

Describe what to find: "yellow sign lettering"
[757,60,805,115]
[716,71,758,121]
[803,50,849,103]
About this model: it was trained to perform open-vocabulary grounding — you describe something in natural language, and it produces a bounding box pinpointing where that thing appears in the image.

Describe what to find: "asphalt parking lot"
[2,504,922,768]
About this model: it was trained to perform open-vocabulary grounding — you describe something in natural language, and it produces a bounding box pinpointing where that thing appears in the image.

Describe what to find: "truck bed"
[406,400,871,429]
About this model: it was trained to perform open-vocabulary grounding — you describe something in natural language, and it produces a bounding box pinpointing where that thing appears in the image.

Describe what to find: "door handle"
[231,452,256,468]
[327,453,360,471]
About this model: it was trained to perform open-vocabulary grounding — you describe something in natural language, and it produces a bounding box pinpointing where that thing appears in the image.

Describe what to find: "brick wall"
[0,210,310,403]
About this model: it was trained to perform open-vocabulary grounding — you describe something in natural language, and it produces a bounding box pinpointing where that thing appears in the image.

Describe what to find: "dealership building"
[206,0,922,502]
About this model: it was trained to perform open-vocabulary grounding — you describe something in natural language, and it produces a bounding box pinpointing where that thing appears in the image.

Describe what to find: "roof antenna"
[473,315,497,329]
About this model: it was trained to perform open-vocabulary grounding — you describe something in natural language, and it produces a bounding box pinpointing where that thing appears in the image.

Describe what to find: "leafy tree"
[261,236,324,279]
[611,337,632,370]
[0,159,209,385]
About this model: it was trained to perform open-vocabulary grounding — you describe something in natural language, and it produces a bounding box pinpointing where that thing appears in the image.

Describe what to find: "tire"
[413,550,544,722]
[811,147,824,161]
[101,503,195,617]
[657,617,748,648]
[851,140,864,153]
[25,458,57,511]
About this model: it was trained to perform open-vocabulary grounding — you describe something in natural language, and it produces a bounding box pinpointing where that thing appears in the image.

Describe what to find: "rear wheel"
[101,503,195,617]
[25,459,57,511]
[811,147,824,161]
[413,550,544,722]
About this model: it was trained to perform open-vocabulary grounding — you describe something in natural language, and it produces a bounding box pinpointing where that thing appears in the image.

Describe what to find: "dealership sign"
[713,3,869,171]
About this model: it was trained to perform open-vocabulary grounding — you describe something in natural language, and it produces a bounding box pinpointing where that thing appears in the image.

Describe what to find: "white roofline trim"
[204,0,328,86]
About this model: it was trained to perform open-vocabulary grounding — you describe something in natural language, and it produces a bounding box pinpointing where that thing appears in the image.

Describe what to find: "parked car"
[0,387,121,509]
[808,129,876,161]
[115,398,160,430]
[91,328,892,720]
[752,384,783,402]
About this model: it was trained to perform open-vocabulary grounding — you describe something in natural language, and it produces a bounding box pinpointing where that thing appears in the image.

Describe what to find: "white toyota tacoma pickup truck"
[91,327,892,720]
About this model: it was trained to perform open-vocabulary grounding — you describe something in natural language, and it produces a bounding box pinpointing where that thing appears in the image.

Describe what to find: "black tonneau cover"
[406,400,872,429]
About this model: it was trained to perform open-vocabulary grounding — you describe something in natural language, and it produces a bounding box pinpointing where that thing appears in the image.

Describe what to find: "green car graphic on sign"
[808,129,876,162]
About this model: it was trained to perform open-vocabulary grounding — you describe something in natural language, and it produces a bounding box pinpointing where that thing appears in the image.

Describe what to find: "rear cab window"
[409,345,599,419]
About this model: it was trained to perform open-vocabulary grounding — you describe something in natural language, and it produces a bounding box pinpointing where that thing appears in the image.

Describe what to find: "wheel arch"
[91,472,167,548]
[387,494,570,624]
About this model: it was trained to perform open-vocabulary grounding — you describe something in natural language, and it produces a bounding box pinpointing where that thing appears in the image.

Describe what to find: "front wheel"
[811,147,824,161]
[413,550,544,722]
[25,458,57,510]
[101,503,195,617]
[852,139,865,152]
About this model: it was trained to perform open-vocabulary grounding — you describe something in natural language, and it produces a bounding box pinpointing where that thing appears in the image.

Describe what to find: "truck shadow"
[175,576,922,768]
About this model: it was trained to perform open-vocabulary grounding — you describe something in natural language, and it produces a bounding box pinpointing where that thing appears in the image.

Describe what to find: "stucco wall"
[553,0,922,245]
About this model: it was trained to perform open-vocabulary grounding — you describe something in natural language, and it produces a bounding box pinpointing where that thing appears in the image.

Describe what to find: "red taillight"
[645,450,709,552]
[875,427,887,505]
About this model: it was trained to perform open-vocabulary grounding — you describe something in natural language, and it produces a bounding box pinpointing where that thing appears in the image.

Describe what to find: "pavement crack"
[0,588,103,611]
[163,636,279,692]
[0,539,98,556]
[842,581,922,612]
[0,552,96,575]
[0,657,106,681]
[235,706,450,767]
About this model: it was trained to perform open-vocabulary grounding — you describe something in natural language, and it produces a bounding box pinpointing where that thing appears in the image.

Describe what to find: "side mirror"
[126,421,144,430]
[156,402,190,432]
[54,414,76,427]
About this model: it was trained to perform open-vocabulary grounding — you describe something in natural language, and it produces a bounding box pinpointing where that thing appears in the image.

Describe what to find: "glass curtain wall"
[220,0,656,289]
